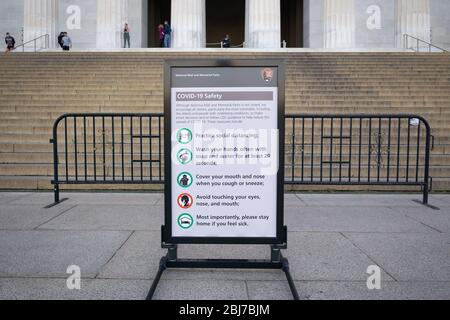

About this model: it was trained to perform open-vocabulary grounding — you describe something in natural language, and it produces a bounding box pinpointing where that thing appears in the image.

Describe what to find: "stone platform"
[0,191,449,300]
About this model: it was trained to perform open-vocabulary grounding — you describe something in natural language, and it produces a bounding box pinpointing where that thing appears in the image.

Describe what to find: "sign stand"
[146,60,299,300]
[146,244,300,300]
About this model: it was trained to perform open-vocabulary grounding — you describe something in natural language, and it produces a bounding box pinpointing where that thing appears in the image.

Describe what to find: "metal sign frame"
[162,59,287,246]
[147,59,298,301]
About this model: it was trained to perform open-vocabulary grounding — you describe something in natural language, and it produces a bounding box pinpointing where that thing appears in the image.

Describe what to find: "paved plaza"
[0,191,449,300]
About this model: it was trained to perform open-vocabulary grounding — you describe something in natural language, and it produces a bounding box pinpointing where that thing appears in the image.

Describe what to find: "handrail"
[206,42,223,48]
[206,42,245,48]
[14,34,50,53]
[403,34,448,53]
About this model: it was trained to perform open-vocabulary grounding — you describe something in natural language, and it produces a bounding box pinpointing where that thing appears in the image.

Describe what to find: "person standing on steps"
[5,32,15,53]
[163,21,172,48]
[57,32,65,49]
[123,23,131,48]
[158,24,165,48]
[61,32,72,51]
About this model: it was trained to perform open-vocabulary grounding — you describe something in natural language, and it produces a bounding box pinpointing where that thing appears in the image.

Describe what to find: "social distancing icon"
[177,128,193,144]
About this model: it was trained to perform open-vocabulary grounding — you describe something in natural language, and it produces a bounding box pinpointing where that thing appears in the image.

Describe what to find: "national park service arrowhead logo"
[261,68,274,84]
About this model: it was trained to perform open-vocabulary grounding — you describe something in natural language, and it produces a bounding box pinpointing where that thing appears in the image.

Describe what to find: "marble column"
[323,0,355,49]
[245,0,281,48]
[171,0,205,48]
[24,0,58,49]
[97,0,129,49]
[396,0,430,49]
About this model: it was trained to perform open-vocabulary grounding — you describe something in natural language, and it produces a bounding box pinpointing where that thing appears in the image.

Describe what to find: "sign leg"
[146,256,168,300]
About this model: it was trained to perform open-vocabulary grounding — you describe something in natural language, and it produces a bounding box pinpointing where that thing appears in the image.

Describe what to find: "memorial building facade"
[1,0,449,50]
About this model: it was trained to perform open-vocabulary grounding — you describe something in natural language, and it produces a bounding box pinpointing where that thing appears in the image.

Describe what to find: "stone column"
[396,0,430,49]
[24,0,58,49]
[323,0,355,49]
[245,0,281,48]
[171,0,205,48]
[97,0,129,49]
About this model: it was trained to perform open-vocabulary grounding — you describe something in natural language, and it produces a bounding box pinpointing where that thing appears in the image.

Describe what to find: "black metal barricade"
[49,113,432,206]
[284,114,432,204]
[49,113,164,206]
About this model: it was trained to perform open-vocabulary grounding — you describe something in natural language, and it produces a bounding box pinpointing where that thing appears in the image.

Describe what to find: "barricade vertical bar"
[74,117,78,181]
[112,116,116,181]
[301,118,304,181]
[397,118,401,182]
[158,116,162,180]
[83,116,87,180]
[377,118,381,182]
[140,116,143,180]
[149,116,153,180]
[368,118,372,182]
[339,117,343,182]
[310,118,314,182]
[329,117,333,181]
[320,118,324,182]
[102,116,106,181]
[423,119,431,204]
[121,116,124,181]
[358,118,362,182]
[64,117,68,181]
[130,116,134,181]
[52,118,60,204]
[291,118,295,182]
[387,118,391,182]
[93,116,97,181]
[406,118,411,182]
[348,118,353,182]
[416,122,421,182]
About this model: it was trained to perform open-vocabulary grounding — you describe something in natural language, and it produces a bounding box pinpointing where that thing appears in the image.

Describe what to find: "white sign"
[169,66,281,239]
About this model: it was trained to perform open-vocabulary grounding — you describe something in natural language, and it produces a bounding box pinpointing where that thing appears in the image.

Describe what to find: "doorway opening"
[147,0,303,48]
[206,0,245,48]
[148,0,171,47]
[281,0,303,48]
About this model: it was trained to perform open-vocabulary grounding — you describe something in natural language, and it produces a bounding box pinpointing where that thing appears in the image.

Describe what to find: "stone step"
[4,175,450,192]
[1,52,449,191]
[3,162,448,178]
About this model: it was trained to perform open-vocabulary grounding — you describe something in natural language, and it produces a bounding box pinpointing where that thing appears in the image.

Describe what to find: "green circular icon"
[177,128,193,144]
[177,213,194,229]
[177,148,193,165]
[177,172,193,188]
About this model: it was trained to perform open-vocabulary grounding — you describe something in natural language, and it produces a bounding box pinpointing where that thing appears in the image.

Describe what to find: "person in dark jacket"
[222,34,231,48]
[163,21,172,48]
[57,32,65,49]
[5,32,15,52]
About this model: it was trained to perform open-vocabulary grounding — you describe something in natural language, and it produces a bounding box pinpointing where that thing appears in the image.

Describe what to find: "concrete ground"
[0,191,449,300]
